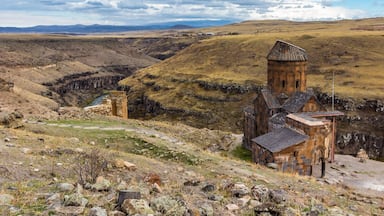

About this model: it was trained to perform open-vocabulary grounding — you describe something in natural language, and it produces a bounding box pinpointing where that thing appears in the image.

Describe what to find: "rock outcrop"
[0,78,13,91]
[0,110,24,129]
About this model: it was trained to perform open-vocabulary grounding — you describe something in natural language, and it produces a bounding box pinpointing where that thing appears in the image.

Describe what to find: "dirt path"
[26,120,184,145]
[24,120,263,181]
[323,154,384,196]
[24,120,384,196]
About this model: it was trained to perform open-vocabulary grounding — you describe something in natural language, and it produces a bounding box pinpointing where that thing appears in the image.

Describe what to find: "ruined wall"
[110,91,128,119]
[84,100,112,116]
[251,143,274,165]
[267,61,307,96]
[254,96,270,137]
[84,91,128,119]
[243,108,256,150]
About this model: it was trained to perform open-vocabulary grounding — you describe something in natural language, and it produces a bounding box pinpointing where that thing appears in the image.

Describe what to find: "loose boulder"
[121,199,154,215]
[58,183,75,192]
[231,183,250,198]
[356,149,369,163]
[91,176,111,191]
[251,185,270,202]
[150,196,187,216]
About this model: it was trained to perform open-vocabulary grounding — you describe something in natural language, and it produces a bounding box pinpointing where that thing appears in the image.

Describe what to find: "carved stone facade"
[243,40,343,176]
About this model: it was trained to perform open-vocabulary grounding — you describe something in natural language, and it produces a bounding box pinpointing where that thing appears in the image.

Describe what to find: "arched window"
[296,80,300,89]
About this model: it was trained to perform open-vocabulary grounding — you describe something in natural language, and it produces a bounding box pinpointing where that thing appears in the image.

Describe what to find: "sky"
[0,0,383,27]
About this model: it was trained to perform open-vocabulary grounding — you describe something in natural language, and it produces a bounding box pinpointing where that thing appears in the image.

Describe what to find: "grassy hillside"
[120,18,384,132]
[1,117,382,215]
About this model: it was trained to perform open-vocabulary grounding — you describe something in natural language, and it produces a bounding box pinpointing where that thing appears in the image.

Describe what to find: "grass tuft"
[230,145,252,162]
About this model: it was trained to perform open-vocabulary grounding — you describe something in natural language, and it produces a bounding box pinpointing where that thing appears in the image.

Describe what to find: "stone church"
[243,40,343,176]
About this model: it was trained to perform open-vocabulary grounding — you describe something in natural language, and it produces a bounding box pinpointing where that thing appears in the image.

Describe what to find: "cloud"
[0,0,381,26]
[248,1,366,21]
[0,10,101,26]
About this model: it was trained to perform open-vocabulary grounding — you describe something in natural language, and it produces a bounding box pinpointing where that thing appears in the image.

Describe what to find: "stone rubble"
[89,206,107,216]
[356,148,369,163]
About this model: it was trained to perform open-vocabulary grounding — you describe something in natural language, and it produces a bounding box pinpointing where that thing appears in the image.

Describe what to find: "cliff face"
[43,72,124,106]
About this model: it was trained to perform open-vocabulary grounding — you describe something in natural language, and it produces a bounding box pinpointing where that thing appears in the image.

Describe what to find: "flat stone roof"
[287,110,344,126]
[252,127,309,153]
[287,113,325,126]
[303,111,344,117]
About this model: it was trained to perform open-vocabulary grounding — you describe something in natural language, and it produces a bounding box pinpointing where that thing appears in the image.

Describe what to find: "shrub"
[75,148,108,185]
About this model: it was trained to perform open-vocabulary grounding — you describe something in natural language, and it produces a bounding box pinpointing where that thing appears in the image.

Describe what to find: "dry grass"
[12,86,59,110]
[119,18,384,132]
[121,31,384,100]
[1,117,383,215]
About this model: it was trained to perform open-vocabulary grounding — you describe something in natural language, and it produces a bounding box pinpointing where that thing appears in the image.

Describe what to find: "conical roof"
[267,40,307,61]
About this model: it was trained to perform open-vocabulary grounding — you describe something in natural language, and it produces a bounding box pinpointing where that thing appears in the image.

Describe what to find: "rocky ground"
[0,112,383,215]
[324,154,384,196]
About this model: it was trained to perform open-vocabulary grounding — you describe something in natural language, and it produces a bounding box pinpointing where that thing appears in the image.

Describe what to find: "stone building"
[243,40,343,176]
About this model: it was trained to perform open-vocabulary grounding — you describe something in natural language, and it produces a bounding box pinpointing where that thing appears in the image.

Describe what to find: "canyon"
[1,18,383,161]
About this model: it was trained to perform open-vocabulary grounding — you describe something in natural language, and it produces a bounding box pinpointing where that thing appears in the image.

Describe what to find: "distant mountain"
[0,20,233,34]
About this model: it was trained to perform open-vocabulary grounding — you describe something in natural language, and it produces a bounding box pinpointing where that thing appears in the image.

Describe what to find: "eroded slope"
[0,36,159,113]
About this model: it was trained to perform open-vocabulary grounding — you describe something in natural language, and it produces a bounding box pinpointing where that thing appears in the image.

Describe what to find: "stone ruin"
[84,91,128,119]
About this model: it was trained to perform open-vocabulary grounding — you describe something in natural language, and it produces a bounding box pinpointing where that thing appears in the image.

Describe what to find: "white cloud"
[249,1,366,21]
[0,0,381,26]
[0,11,103,27]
